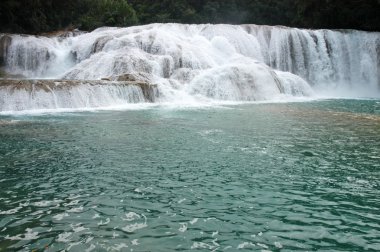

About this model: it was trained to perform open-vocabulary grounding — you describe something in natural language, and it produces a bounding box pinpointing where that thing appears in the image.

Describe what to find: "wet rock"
[161,57,172,78]
[0,68,25,79]
[138,81,159,102]
[0,79,158,102]
[111,73,158,102]
[113,72,153,83]
[0,35,12,66]
[40,29,85,39]
[70,50,78,62]
[91,36,112,53]
[58,29,85,38]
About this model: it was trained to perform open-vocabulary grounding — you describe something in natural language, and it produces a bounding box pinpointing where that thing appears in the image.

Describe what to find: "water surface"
[0,100,379,251]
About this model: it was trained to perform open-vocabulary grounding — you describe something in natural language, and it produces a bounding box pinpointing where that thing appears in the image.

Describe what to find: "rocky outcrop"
[112,72,152,82]
[110,73,158,101]
[0,79,158,102]
[0,35,12,66]
[40,29,85,39]
[91,36,112,54]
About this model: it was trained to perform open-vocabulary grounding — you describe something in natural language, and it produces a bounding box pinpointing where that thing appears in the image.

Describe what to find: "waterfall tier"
[0,79,157,112]
[1,24,379,111]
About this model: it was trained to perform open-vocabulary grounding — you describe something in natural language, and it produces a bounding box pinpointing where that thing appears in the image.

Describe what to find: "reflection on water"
[0,100,379,251]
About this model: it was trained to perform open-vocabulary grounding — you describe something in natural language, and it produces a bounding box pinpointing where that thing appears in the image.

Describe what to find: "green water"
[0,100,379,251]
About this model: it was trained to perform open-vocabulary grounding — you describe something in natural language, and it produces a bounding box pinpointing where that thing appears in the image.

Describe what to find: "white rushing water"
[0,83,148,112]
[1,23,379,111]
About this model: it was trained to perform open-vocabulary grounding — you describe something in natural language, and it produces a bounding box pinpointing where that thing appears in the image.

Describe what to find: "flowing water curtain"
[1,24,380,111]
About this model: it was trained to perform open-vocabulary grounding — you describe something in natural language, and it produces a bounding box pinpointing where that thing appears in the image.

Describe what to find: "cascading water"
[0,80,157,112]
[249,25,380,96]
[3,35,76,78]
[0,23,379,112]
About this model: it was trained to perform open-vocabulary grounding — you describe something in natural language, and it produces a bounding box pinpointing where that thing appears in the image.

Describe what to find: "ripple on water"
[0,101,379,251]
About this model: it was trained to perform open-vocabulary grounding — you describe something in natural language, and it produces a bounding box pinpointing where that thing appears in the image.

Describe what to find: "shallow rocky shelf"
[0,79,158,103]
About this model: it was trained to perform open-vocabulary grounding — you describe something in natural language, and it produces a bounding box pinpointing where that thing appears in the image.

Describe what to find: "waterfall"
[1,23,379,112]
[248,25,380,96]
[0,80,157,112]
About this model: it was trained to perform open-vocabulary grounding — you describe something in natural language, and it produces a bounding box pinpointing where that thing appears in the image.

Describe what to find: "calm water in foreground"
[0,100,379,251]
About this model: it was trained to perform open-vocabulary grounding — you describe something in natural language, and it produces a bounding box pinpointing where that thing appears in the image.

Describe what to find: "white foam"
[257,243,269,249]
[0,206,22,215]
[33,200,62,207]
[131,239,139,246]
[63,200,80,206]
[0,96,319,116]
[5,228,39,241]
[92,213,100,219]
[85,237,94,243]
[67,241,82,250]
[53,212,69,221]
[178,223,188,233]
[71,223,89,233]
[177,198,186,204]
[97,218,110,226]
[121,222,147,233]
[191,242,217,250]
[67,206,84,213]
[122,212,141,222]
[122,214,147,232]
[237,242,255,249]
[68,194,83,200]
[274,241,283,249]
[57,232,72,243]
[111,243,128,251]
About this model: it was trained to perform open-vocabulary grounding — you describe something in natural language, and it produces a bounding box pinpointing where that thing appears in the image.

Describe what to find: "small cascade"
[248,25,380,95]
[185,62,313,101]
[0,23,379,112]
[2,35,76,78]
[0,80,157,112]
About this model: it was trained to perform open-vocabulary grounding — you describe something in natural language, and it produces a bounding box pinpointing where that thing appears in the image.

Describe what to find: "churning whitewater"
[0,23,379,112]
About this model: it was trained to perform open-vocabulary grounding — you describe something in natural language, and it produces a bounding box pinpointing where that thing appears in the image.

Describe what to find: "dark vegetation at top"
[1,0,379,34]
